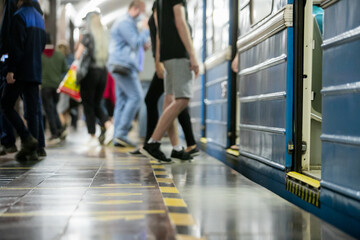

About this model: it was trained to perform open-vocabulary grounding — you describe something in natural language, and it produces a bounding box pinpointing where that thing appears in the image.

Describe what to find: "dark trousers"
[24,93,45,149]
[80,67,108,135]
[145,73,196,147]
[0,81,15,147]
[1,81,42,148]
[41,87,62,137]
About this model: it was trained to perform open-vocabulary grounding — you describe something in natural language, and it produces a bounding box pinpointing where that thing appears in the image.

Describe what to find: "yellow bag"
[57,63,81,102]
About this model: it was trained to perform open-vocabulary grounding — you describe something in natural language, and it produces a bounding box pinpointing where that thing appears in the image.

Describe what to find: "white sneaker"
[88,137,99,147]
[104,124,114,145]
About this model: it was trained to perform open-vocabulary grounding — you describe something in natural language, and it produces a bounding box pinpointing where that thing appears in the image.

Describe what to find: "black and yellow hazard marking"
[226,148,239,157]
[151,164,206,239]
[286,172,320,208]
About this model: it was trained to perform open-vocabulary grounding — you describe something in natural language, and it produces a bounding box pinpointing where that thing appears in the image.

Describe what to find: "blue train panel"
[239,30,289,171]
[205,61,229,147]
[321,0,360,224]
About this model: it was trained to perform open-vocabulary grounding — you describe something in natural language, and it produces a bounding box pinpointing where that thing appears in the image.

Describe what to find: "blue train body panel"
[238,30,289,171]
[321,0,360,226]
[205,62,229,147]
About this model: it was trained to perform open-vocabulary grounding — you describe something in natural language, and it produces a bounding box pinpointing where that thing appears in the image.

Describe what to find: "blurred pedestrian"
[41,33,68,145]
[108,0,149,148]
[75,11,113,146]
[1,0,46,161]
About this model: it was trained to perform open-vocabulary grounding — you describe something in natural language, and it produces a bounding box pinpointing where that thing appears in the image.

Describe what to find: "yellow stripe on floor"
[156,178,173,183]
[159,187,179,194]
[154,171,168,175]
[152,165,165,169]
[177,235,206,240]
[169,213,196,226]
[163,198,187,207]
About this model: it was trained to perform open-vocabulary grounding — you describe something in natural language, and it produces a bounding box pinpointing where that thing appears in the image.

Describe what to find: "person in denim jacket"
[108,0,149,147]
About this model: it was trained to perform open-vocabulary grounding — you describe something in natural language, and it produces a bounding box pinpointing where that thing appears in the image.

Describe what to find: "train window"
[188,0,204,62]
[250,0,273,25]
[206,0,229,57]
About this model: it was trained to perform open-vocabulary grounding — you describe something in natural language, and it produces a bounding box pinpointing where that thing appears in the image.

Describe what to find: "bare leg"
[151,95,189,142]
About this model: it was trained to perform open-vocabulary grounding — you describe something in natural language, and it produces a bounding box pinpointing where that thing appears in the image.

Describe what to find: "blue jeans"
[111,68,143,140]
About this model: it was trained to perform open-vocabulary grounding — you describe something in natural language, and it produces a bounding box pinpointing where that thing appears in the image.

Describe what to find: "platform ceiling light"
[74,0,109,26]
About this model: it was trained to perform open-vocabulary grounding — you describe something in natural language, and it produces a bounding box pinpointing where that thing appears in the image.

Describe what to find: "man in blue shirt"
[1,0,46,161]
[108,0,149,147]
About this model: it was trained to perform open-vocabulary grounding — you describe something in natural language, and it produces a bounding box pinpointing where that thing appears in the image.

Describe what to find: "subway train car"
[187,0,360,238]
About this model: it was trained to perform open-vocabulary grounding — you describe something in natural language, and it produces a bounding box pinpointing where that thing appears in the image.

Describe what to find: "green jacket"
[41,49,68,89]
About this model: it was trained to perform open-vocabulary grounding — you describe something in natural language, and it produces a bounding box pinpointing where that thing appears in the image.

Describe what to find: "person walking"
[41,33,67,145]
[75,11,113,146]
[141,0,199,162]
[1,0,46,161]
[108,0,149,148]
[132,2,198,158]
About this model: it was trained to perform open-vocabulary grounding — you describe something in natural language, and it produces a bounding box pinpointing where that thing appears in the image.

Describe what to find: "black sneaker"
[171,149,193,161]
[59,127,67,140]
[186,147,200,157]
[0,146,6,155]
[37,148,47,157]
[140,143,171,163]
[98,127,106,145]
[4,145,18,154]
[129,148,142,155]
[28,151,39,161]
[22,135,38,153]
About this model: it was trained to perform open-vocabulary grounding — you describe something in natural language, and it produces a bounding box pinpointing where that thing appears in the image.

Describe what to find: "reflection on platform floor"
[0,128,353,240]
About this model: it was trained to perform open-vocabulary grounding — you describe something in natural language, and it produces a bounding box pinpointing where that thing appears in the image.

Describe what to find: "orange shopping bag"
[57,63,81,102]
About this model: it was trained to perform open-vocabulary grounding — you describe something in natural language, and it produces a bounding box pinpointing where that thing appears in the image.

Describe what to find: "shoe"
[129,148,142,155]
[115,137,136,148]
[15,150,28,163]
[28,151,39,161]
[22,135,38,153]
[0,146,6,156]
[186,147,200,157]
[59,127,67,140]
[37,148,47,157]
[88,137,99,147]
[98,127,106,145]
[104,124,114,145]
[4,145,18,154]
[48,136,61,145]
[171,148,193,161]
[140,142,171,163]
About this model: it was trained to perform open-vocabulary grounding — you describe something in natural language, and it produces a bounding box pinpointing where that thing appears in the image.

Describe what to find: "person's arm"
[154,9,165,79]
[173,4,199,78]
[7,15,27,84]
[231,53,239,73]
[117,19,149,50]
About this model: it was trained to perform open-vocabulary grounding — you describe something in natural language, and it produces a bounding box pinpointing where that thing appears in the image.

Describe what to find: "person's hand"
[190,55,199,79]
[142,17,149,30]
[155,62,165,79]
[231,54,239,73]
[6,72,15,84]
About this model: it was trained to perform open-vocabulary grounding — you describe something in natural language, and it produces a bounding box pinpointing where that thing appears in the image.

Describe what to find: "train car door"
[237,0,294,176]
[301,0,323,179]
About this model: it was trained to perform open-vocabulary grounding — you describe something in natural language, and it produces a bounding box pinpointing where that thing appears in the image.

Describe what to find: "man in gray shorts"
[141,0,199,162]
